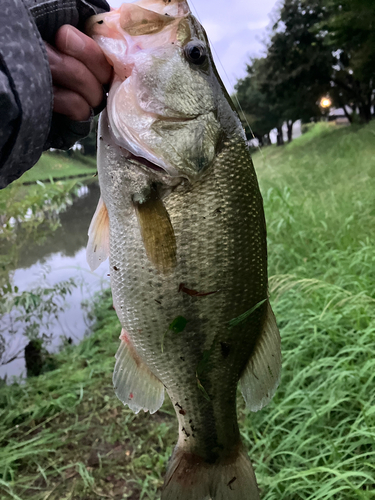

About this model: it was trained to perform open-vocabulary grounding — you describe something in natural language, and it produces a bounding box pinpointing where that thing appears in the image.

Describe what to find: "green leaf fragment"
[169,316,188,334]
[161,316,188,352]
[228,298,267,328]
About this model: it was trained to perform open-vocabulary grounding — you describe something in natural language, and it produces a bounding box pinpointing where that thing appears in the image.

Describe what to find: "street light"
[320,97,332,109]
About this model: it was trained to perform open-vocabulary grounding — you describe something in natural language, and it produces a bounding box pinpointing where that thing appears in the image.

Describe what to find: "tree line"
[235,0,375,145]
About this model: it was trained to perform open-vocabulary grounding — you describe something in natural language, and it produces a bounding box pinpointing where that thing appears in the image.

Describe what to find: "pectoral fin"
[86,197,110,271]
[134,187,177,274]
[240,301,281,412]
[113,329,164,414]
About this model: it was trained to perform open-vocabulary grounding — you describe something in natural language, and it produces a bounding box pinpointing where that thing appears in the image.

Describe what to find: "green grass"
[17,152,97,184]
[0,292,174,500]
[1,121,375,499]
[247,120,375,498]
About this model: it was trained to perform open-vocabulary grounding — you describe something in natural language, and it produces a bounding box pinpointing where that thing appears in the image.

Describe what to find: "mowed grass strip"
[0,121,374,499]
[17,152,97,184]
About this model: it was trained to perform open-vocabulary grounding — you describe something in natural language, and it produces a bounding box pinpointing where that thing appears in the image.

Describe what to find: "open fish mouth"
[100,108,184,180]
[120,147,166,173]
[117,111,202,176]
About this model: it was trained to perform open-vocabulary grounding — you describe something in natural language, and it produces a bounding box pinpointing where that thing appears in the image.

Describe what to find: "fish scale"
[86,1,281,497]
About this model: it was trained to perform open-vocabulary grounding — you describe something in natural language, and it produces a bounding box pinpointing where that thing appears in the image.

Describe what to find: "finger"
[53,86,91,121]
[46,44,104,109]
[55,25,112,85]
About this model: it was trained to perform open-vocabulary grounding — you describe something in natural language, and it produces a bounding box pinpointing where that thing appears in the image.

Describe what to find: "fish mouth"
[101,108,183,180]
[120,147,166,173]
[114,112,203,179]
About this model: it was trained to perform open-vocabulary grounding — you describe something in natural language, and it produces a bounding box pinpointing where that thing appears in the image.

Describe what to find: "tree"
[235,58,283,145]
[262,0,334,140]
[235,0,375,145]
[236,0,333,145]
[320,0,375,122]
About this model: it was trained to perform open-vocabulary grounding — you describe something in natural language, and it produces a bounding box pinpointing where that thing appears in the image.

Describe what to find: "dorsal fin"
[240,300,282,412]
[86,197,110,271]
[134,0,190,17]
[119,3,176,36]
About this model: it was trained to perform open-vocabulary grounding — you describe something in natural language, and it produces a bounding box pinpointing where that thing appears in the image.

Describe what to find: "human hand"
[45,25,113,122]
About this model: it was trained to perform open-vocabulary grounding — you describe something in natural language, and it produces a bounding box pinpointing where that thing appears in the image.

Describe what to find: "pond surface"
[0,182,110,381]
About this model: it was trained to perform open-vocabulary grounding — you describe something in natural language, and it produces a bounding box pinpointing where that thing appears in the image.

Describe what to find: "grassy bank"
[17,152,97,184]
[1,122,374,499]
[0,152,96,230]
[0,291,173,500]
[246,121,375,498]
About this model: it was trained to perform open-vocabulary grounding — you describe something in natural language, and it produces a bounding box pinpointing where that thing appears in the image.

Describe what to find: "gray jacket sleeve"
[0,0,109,189]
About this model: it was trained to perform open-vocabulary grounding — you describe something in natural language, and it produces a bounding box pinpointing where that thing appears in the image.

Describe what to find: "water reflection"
[17,183,101,267]
[0,181,110,381]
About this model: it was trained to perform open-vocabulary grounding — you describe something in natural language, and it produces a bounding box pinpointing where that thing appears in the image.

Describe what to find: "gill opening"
[188,0,264,160]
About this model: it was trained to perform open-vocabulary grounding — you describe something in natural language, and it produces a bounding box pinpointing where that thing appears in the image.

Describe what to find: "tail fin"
[162,447,260,500]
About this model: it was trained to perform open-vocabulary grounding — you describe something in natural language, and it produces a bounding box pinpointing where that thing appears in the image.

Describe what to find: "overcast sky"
[109,0,280,93]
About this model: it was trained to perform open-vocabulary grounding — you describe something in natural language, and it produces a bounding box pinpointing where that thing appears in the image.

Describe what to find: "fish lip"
[119,146,187,183]
[153,113,201,123]
[120,147,167,173]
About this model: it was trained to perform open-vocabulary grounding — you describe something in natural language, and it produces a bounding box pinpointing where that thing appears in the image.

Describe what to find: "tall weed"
[247,121,375,498]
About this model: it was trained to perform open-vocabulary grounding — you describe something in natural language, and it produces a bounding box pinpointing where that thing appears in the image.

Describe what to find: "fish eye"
[184,41,207,66]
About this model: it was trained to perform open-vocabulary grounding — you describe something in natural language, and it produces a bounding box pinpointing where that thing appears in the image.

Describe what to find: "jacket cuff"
[44,111,93,151]
[45,87,107,151]
[27,0,110,43]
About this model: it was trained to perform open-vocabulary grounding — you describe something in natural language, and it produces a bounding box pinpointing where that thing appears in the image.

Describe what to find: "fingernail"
[65,26,86,53]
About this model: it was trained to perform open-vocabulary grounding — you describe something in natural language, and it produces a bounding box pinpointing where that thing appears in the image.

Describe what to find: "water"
[0,182,110,381]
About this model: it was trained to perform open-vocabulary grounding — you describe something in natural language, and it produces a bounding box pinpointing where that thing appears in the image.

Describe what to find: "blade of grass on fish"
[196,375,211,401]
[161,316,188,353]
[228,299,267,329]
[195,341,216,401]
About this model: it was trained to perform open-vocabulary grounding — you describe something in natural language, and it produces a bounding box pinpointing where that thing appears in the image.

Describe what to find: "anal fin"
[113,329,164,414]
[240,300,282,412]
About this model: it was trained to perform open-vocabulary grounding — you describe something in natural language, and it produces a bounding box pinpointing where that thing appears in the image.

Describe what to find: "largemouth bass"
[86,1,281,498]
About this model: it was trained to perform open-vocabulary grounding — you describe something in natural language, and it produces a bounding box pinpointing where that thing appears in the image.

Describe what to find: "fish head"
[86,0,241,183]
